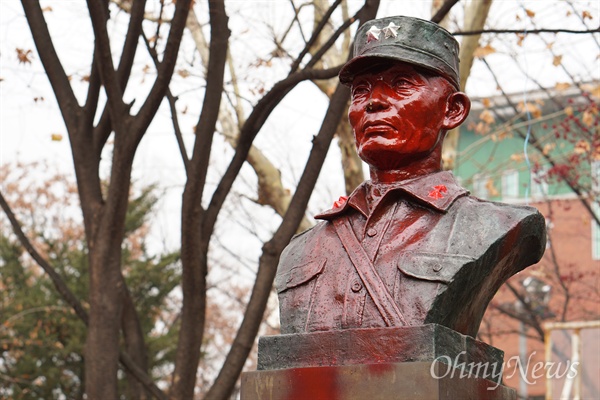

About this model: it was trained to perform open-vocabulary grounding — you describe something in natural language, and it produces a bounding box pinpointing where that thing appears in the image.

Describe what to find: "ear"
[442,92,471,130]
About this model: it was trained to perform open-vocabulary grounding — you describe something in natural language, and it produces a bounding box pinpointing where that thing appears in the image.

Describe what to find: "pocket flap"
[397,252,475,283]
[276,259,326,293]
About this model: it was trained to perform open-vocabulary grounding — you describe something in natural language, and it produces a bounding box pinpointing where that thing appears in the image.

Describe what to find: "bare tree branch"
[20,0,81,130]
[290,0,343,73]
[132,0,193,138]
[86,0,128,121]
[141,33,191,173]
[202,66,341,239]
[172,1,230,398]
[431,0,461,24]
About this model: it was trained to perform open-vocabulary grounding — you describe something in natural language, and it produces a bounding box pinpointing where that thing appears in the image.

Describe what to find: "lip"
[363,122,397,135]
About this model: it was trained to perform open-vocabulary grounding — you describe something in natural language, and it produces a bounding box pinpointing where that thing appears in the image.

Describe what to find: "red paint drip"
[367,362,395,377]
[285,366,339,400]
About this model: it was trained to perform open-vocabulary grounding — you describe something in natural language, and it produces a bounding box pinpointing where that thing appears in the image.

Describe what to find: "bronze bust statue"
[275,16,546,338]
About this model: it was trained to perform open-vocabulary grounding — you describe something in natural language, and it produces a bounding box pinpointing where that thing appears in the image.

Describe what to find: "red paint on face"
[348,63,456,181]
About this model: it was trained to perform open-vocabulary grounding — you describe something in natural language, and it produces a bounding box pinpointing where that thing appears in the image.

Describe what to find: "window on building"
[473,173,488,199]
[502,170,519,200]
[530,167,548,200]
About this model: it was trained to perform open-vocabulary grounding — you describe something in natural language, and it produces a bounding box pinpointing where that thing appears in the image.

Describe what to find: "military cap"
[339,16,460,89]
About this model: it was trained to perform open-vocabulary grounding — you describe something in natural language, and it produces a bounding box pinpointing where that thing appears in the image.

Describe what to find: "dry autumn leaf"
[51,133,63,142]
[16,48,33,64]
[582,110,595,126]
[555,82,570,91]
[497,129,512,141]
[574,140,590,154]
[510,153,525,162]
[517,102,542,119]
[553,55,563,66]
[543,143,555,155]
[480,109,495,124]
[582,11,593,20]
[580,84,600,99]
[564,106,574,116]
[482,98,491,108]
[485,178,499,197]
[525,9,535,18]
[473,44,496,58]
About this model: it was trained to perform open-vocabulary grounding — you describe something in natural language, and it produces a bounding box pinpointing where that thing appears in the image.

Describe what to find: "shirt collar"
[315,171,469,220]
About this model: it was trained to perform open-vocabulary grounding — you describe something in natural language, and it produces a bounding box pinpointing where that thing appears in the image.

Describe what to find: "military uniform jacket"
[275,171,546,337]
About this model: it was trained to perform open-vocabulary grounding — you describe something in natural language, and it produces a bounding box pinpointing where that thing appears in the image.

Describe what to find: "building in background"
[454,85,599,399]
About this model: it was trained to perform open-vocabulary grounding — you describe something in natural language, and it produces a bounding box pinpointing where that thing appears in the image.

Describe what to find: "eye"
[351,82,370,98]
[392,78,413,90]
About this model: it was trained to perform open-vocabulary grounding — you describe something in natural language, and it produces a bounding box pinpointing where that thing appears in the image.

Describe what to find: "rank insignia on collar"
[428,185,448,199]
[333,195,348,209]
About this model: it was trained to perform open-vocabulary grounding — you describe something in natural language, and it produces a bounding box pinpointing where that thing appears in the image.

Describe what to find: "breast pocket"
[397,252,476,283]
[276,259,326,334]
[276,259,326,293]
[395,252,476,325]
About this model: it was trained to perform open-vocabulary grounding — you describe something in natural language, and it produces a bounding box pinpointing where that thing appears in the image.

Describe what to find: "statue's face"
[348,62,455,171]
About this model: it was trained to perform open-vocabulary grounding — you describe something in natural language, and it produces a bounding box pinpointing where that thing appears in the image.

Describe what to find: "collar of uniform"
[314,171,469,220]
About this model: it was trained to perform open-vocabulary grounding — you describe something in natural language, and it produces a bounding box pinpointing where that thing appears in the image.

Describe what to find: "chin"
[359,148,404,171]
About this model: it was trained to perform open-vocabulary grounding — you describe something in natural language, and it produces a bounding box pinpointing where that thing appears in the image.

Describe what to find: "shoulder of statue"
[449,196,546,265]
[275,221,331,293]
[277,221,328,269]
[457,196,545,227]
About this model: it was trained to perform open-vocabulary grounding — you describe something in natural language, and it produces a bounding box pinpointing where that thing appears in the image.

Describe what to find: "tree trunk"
[85,150,134,399]
[170,1,230,399]
[122,282,150,399]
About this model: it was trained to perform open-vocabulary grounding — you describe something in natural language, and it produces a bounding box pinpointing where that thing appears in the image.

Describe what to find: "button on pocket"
[351,280,362,292]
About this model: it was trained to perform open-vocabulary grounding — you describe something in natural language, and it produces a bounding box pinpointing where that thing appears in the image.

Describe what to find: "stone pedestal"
[240,324,516,400]
[242,361,515,400]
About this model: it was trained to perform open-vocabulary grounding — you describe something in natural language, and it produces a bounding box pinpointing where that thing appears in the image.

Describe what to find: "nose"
[367,81,390,112]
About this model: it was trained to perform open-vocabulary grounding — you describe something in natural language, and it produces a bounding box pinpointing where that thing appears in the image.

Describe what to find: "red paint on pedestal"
[285,366,339,400]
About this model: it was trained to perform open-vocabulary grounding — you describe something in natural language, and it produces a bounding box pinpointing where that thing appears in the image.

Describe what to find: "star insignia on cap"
[366,26,381,42]
[382,22,400,39]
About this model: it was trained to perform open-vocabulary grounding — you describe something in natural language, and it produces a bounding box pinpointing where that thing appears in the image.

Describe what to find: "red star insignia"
[333,196,348,208]
[428,185,448,199]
